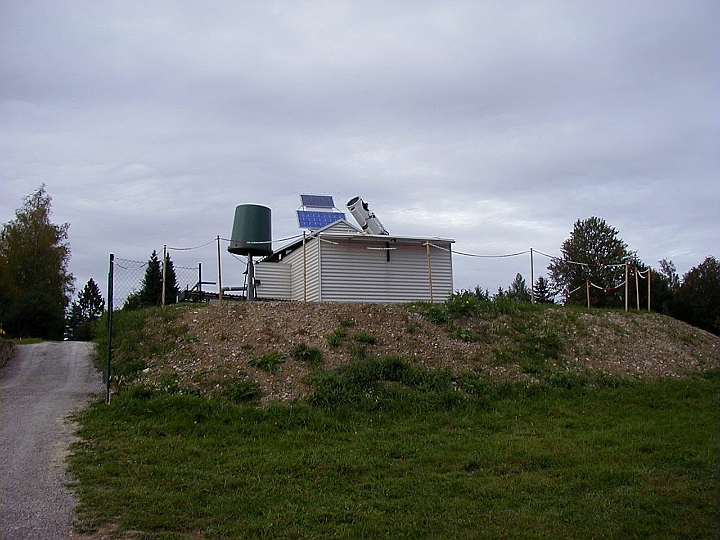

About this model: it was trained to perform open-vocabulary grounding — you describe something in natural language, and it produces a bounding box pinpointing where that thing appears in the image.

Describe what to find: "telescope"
[346,196,388,235]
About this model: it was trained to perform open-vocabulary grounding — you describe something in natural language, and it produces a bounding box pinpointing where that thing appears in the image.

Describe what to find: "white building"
[254,220,454,303]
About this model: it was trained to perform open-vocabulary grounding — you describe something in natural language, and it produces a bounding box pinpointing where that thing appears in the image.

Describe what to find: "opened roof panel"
[300,194,335,208]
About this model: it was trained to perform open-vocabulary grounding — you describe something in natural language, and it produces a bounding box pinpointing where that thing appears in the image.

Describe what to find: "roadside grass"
[93,306,186,388]
[11,337,46,345]
[69,368,719,539]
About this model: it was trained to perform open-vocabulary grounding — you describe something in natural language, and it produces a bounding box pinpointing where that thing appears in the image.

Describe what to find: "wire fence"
[105,236,658,312]
[109,256,201,311]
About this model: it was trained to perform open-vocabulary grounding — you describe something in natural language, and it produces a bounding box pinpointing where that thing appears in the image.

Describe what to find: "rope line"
[317,237,425,251]
[533,249,626,268]
[167,239,217,251]
[114,258,148,270]
[158,235,644,272]
[218,233,304,245]
[426,243,529,258]
[158,235,655,281]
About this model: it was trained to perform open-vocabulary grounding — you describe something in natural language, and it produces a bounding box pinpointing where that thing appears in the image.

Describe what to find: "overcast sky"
[1,1,718,302]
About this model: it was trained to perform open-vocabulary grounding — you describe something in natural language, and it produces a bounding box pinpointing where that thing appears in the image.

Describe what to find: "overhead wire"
[158,233,654,296]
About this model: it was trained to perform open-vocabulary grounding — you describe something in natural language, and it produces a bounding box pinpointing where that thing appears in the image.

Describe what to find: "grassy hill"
[100,297,716,404]
[70,298,718,539]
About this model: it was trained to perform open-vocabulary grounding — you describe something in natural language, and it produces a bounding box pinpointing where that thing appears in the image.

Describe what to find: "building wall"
[272,238,322,301]
[255,263,292,299]
[318,239,453,303]
[255,227,454,303]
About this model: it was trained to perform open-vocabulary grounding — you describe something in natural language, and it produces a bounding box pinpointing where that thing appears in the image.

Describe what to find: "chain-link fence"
[108,255,201,310]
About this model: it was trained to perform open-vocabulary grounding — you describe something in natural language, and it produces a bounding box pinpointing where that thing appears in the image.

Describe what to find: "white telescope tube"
[346,196,388,235]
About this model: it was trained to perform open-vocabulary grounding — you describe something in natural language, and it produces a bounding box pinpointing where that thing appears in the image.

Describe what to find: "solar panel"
[300,194,335,208]
[297,210,345,229]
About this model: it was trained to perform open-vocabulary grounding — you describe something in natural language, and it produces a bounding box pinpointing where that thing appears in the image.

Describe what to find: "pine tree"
[66,278,105,340]
[126,250,179,309]
[473,286,491,301]
[139,250,163,307]
[533,276,555,304]
[506,273,531,302]
[163,255,178,305]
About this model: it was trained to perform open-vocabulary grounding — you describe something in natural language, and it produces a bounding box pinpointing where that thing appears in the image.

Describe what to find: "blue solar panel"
[300,194,335,208]
[297,210,345,229]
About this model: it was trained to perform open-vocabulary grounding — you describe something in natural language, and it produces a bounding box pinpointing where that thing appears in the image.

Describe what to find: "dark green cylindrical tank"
[227,204,272,256]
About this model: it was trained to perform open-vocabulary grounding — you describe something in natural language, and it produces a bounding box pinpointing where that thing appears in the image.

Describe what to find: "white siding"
[319,240,453,303]
[255,263,292,299]
[259,220,454,303]
[282,238,321,301]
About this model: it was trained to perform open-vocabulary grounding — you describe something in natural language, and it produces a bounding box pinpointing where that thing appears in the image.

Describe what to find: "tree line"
[488,217,719,335]
[1,189,717,339]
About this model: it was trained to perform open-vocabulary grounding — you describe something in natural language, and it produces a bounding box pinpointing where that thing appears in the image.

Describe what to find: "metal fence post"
[105,254,114,404]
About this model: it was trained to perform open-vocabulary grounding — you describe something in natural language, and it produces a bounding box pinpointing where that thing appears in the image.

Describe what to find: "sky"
[1,1,718,303]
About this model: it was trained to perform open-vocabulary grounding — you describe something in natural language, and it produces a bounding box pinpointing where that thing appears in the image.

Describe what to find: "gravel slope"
[0,342,103,540]
[135,302,718,404]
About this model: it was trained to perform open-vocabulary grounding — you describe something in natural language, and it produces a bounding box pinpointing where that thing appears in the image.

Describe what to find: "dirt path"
[1,342,103,539]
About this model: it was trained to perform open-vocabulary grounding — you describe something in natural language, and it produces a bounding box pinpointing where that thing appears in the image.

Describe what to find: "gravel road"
[1,341,103,539]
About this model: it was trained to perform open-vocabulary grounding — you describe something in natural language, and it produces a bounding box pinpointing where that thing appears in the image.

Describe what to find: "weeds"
[352,330,377,344]
[220,377,262,404]
[93,308,180,389]
[308,356,460,411]
[414,292,519,343]
[248,352,286,372]
[327,328,378,351]
[326,328,347,348]
[337,317,356,328]
[290,342,323,366]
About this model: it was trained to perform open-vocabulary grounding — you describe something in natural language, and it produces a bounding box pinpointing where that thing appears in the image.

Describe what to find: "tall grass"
[69,369,718,539]
[74,298,718,538]
[93,306,187,389]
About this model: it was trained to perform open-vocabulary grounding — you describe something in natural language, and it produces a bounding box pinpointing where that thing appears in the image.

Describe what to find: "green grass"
[77,299,718,538]
[289,342,324,366]
[247,352,286,372]
[93,306,185,387]
[69,369,719,539]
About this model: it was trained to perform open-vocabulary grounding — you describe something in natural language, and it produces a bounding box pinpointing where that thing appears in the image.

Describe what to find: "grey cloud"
[1,1,716,297]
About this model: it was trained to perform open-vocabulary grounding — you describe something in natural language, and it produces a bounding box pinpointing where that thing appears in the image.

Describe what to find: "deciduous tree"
[548,217,633,308]
[667,256,719,335]
[0,186,73,339]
